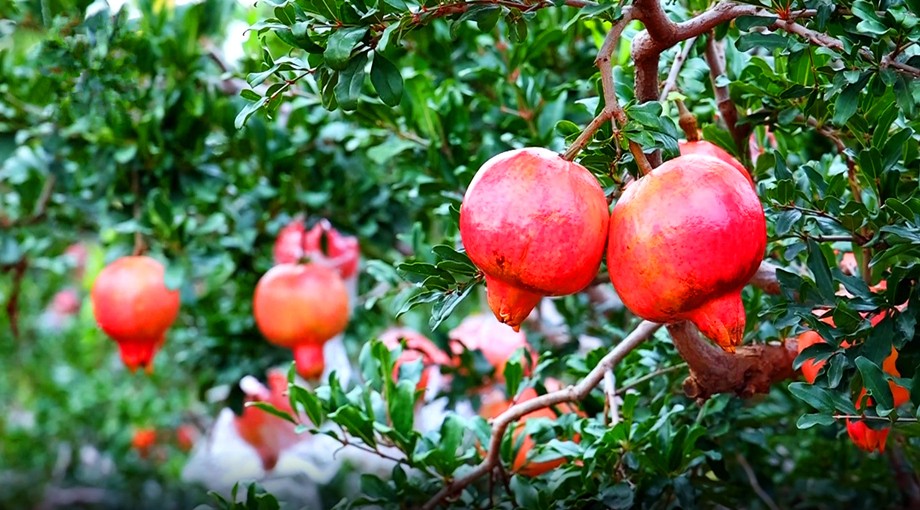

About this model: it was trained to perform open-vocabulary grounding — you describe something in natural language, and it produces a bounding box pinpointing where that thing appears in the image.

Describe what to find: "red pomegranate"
[131,428,157,458]
[448,313,537,382]
[607,154,766,352]
[91,256,181,372]
[846,419,890,453]
[679,140,754,187]
[459,148,609,331]
[379,327,450,392]
[234,370,302,471]
[253,263,350,379]
[273,217,359,280]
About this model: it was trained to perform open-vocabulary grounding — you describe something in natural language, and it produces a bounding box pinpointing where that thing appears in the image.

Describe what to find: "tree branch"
[420,320,663,510]
[668,322,797,401]
[704,34,749,154]
[659,37,697,102]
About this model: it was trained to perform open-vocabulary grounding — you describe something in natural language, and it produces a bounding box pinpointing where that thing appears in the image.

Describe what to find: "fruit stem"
[676,100,700,142]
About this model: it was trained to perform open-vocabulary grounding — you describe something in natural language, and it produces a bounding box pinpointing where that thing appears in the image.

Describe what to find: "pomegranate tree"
[607,154,766,352]
[253,263,350,379]
[90,256,181,372]
[459,148,609,331]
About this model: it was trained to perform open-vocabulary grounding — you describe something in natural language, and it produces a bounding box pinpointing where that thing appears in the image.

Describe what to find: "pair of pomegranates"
[90,218,358,379]
[459,142,765,352]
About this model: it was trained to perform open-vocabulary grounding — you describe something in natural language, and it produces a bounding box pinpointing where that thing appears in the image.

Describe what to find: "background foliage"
[1,0,919,508]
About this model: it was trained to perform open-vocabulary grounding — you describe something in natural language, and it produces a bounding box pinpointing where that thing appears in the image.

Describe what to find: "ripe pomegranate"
[459,148,609,331]
[50,288,81,316]
[234,370,302,471]
[797,314,909,406]
[132,428,157,459]
[679,140,754,187]
[607,154,766,352]
[273,217,359,280]
[479,383,580,477]
[253,263,350,380]
[175,424,198,452]
[91,256,181,372]
[846,419,890,453]
[379,328,450,392]
[448,314,537,381]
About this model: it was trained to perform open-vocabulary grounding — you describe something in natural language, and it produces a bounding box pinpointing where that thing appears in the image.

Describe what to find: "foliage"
[1,0,919,508]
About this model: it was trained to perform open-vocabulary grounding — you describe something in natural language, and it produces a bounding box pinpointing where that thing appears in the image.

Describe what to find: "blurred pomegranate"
[234,370,304,472]
[448,314,537,381]
[459,148,609,331]
[273,217,359,280]
[253,263,350,380]
[379,327,450,393]
[132,428,157,459]
[90,256,181,372]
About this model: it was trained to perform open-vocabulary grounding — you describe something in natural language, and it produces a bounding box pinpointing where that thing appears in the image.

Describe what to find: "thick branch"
[420,320,663,510]
[668,322,797,401]
[750,260,781,295]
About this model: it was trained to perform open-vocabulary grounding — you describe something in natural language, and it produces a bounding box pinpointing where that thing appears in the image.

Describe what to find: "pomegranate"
[797,314,909,406]
[50,288,81,316]
[132,428,157,459]
[679,140,754,187]
[448,313,537,381]
[479,383,580,477]
[175,424,198,452]
[91,256,181,372]
[846,419,890,453]
[459,148,609,331]
[234,370,302,471]
[253,263,350,379]
[273,217,359,280]
[379,327,450,392]
[607,154,766,352]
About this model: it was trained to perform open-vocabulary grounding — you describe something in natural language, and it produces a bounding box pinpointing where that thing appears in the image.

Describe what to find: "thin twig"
[604,369,619,425]
[616,363,688,394]
[659,37,697,102]
[704,34,748,155]
[736,453,780,510]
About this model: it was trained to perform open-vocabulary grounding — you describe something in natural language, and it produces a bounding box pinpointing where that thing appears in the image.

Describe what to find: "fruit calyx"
[459,147,609,331]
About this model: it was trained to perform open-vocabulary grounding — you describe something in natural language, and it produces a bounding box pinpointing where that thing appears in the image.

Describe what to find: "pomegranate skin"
[91,256,181,372]
[679,140,754,187]
[459,148,609,331]
[448,313,536,381]
[253,263,350,379]
[607,154,766,351]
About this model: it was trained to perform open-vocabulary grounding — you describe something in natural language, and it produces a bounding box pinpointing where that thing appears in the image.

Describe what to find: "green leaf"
[235,96,269,129]
[855,356,894,413]
[334,51,367,111]
[504,357,522,398]
[788,382,837,413]
[245,401,297,424]
[796,413,836,429]
[324,27,368,70]
[370,52,403,107]
[388,379,416,435]
[290,385,326,425]
[328,405,377,447]
[806,240,835,301]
